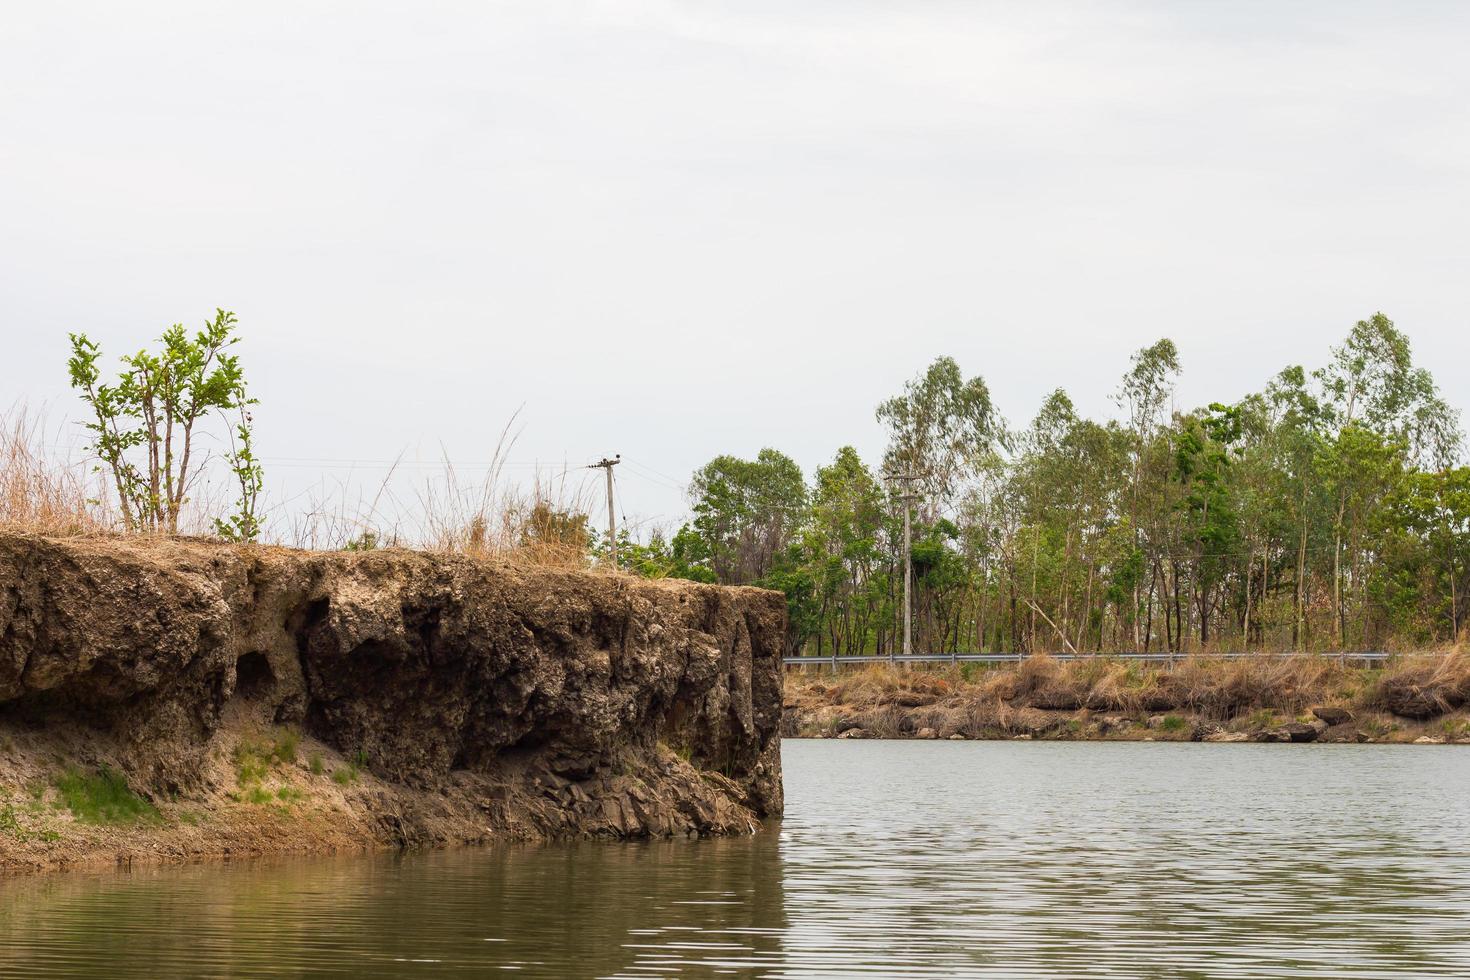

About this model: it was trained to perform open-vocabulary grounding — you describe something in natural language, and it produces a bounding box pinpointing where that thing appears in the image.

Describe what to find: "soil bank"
[0,533,785,874]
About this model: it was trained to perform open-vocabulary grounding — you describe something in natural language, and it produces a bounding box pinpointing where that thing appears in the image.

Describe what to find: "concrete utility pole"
[591,456,620,568]
[885,469,922,663]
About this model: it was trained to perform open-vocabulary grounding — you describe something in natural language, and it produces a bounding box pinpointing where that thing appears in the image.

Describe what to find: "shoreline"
[783,655,1470,746]
[0,532,785,877]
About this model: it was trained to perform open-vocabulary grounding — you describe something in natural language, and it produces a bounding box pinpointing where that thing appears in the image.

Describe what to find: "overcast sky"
[3,1,1468,536]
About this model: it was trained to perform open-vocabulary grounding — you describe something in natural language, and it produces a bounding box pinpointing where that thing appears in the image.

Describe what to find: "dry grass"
[0,407,110,535]
[1368,650,1470,718]
[787,649,1470,731]
[0,403,607,569]
[264,412,605,568]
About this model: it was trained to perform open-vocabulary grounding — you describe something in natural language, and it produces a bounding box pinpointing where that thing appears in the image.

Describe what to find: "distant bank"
[784,654,1470,744]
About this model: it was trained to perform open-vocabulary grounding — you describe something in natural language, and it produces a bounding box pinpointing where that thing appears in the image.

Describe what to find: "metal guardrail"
[782,651,1394,666]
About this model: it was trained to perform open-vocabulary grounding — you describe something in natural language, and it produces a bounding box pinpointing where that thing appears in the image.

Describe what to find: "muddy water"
[3,741,1470,978]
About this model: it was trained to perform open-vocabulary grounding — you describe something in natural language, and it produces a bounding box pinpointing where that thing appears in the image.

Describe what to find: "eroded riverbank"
[0,533,785,874]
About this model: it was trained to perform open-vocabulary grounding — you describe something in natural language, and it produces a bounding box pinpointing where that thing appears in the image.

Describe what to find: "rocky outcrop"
[0,532,785,871]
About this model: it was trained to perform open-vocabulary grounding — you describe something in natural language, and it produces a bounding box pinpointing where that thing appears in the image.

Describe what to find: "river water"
[3,740,1470,978]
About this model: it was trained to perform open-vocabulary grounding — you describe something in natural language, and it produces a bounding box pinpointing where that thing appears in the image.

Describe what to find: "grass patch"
[1359,717,1397,738]
[1159,715,1188,733]
[308,752,324,776]
[0,802,60,843]
[1244,708,1279,730]
[0,803,25,838]
[53,767,158,825]
[332,764,360,786]
[234,728,303,786]
[276,786,305,803]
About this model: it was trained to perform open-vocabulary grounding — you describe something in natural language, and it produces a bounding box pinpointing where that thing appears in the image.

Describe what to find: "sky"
[3,1,1469,539]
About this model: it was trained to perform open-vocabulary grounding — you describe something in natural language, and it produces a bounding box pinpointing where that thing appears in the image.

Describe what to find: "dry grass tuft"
[0,407,109,535]
[1370,652,1470,719]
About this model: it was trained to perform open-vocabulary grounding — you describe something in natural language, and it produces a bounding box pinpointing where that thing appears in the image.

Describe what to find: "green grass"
[332,764,360,786]
[0,802,60,843]
[229,729,313,806]
[1245,708,1280,730]
[1159,715,1188,733]
[0,802,25,838]
[53,767,159,825]
[272,730,299,765]
[234,728,304,787]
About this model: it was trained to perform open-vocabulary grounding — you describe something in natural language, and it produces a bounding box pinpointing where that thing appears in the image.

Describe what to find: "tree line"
[618,314,1468,654]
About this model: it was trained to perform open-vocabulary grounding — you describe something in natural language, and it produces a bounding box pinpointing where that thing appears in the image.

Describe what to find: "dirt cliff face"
[0,533,784,872]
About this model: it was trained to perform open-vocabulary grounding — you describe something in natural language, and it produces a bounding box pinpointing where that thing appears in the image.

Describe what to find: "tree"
[688,449,808,585]
[68,310,260,537]
[1315,314,1461,643]
[876,356,1003,518]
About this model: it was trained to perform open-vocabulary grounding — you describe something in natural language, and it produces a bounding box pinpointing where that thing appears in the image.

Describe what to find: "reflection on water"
[3,741,1470,978]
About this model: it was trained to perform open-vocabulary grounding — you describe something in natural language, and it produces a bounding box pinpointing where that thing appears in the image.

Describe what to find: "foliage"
[68,310,261,538]
[688,449,808,584]
[53,767,159,825]
[652,314,1466,655]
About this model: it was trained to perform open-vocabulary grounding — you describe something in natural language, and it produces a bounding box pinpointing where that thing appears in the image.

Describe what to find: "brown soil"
[0,532,786,874]
[784,655,1470,745]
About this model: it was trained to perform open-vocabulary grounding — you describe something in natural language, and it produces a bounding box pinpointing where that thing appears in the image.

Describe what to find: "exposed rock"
[836,728,870,739]
[1203,731,1250,743]
[1414,735,1445,745]
[0,532,786,871]
[948,733,966,740]
[1275,723,1319,743]
[1312,705,1353,726]
[915,727,938,740]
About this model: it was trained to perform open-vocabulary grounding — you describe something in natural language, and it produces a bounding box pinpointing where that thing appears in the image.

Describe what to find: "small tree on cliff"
[68,309,262,538]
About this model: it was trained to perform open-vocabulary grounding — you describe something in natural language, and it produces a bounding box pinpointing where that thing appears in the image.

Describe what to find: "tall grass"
[0,407,110,535]
[271,413,601,567]
[0,402,607,568]
[788,650,1470,723]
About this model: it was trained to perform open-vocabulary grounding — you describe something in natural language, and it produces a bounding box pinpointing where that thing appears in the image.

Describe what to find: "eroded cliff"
[0,532,784,873]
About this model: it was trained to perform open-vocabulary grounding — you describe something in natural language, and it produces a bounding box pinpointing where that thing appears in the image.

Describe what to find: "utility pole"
[590,456,620,568]
[885,468,922,664]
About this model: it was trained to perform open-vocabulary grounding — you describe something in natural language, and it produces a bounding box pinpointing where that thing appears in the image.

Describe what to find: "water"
[4,741,1470,978]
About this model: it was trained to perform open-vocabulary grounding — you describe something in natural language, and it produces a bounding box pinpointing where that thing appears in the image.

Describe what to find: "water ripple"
[2,741,1469,977]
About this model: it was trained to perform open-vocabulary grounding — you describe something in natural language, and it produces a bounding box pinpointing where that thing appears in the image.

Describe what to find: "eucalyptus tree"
[1314,314,1461,643]
[876,356,1005,520]
[1112,339,1180,648]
